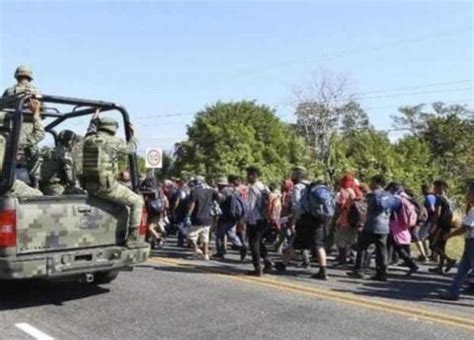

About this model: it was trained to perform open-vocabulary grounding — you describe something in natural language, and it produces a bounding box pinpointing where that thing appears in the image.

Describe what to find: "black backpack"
[437,196,453,227]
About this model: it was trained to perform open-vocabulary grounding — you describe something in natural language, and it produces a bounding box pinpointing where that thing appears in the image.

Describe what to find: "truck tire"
[94,270,120,284]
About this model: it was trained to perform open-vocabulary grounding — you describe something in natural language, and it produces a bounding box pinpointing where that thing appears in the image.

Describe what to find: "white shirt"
[247,181,269,224]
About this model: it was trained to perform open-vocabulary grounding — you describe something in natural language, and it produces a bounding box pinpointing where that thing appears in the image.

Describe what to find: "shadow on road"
[319,270,474,308]
[0,280,110,311]
[139,263,249,276]
[147,248,474,310]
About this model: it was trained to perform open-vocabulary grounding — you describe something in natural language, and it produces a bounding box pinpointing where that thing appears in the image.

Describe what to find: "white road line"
[15,323,54,340]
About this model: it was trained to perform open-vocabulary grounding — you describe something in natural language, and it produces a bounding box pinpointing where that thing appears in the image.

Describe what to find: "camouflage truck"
[0,93,150,284]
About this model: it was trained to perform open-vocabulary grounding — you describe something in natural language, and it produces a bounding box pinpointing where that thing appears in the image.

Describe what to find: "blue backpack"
[301,184,335,220]
[223,193,248,222]
[372,190,394,214]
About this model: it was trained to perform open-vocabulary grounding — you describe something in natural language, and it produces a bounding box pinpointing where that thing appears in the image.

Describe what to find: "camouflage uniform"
[9,179,43,197]
[82,117,143,244]
[2,82,39,98]
[0,111,43,197]
[41,131,84,195]
[2,66,45,186]
[40,148,65,195]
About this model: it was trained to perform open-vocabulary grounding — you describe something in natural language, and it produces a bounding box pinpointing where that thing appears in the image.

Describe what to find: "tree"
[391,102,474,197]
[293,71,370,183]
[332,130,397,183]
[174,101,308,182]
[155,151,175,181]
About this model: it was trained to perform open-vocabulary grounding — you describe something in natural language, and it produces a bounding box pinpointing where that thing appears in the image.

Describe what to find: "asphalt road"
[1,242,473,340]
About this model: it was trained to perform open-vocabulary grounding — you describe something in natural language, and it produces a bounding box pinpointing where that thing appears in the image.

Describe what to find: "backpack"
[407,197,422,223]
[395,196,418,230]
[348,199,368,229]
[148,190,166,215]
[82,136,114,191]
[372,190,394,213]
[437,196,454,227]
[301,183,335,220]
[222,193,248,222]
[258,190,270,217]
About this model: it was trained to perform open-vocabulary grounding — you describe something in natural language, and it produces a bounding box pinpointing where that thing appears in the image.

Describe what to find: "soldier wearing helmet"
[82,112,144,248]
[58,130,82,186]
[3,66,45,189]
[3,65,39,98]
[40,129,84,195]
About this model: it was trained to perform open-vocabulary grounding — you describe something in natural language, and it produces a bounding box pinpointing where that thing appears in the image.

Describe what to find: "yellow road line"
[148,256,474,332]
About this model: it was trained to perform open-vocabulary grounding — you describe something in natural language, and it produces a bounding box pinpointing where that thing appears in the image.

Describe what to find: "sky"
[0,0,473,154]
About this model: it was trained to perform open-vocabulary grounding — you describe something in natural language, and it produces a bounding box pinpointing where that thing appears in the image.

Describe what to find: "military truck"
[0,93,150,284]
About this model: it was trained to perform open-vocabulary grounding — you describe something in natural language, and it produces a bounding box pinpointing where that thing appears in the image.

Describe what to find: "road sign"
[145,148,163,169]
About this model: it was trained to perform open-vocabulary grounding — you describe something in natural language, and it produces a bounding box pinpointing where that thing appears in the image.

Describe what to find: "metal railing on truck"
[0,93,140,196]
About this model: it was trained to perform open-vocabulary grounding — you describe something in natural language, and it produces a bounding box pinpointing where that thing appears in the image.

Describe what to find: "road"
[1,242,473,340]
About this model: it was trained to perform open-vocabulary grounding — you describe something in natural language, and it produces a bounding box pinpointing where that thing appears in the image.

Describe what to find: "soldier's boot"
[125,228,142,249]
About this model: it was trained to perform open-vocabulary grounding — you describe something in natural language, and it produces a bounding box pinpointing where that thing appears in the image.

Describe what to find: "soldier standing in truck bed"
[82,113,144,248]
[2,65,45,188]
[0,111,42,197]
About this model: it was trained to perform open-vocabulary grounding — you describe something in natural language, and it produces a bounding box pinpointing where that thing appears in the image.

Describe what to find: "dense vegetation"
[162,99,472,201]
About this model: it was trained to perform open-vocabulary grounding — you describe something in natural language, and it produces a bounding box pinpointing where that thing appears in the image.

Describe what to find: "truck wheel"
[94,270,120,284]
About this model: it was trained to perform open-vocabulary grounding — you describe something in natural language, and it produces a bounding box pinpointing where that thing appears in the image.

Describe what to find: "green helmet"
[14,65,33,80]
[97,116,119,134]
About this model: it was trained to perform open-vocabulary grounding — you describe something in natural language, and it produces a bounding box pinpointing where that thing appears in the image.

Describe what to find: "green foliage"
[173,101,308,182]
[392,102,474,199]
[333,130,396,182]
[154,151,174,181]
[118,154,146,175]
[167,98,471,205]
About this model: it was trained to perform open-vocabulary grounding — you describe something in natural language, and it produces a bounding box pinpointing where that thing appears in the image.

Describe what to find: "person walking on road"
[441,183,474,300]
[420,183,437,261]
[276,168,334,280]
[334,174,362,266]
[429,180,457,274]
[213,176,247,260]
[246,166,272,276]
[347,175,396,281]
[185,176,218,260]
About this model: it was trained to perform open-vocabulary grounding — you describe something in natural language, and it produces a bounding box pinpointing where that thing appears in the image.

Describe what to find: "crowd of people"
[136,166,474,302]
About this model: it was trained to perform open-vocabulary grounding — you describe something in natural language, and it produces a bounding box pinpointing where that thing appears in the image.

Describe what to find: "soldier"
[82,114,144,248]
[40,130,84,195]
[56,129,84,194]
[0,111,42,197]
[3,66,45,187]
[2,65,39,98]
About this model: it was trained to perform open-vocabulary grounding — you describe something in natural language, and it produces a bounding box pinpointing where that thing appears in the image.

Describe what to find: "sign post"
[145,148,163,178]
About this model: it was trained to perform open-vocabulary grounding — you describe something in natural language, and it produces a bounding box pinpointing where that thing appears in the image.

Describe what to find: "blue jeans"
[215,220,243,256]
[448,238,474,298]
